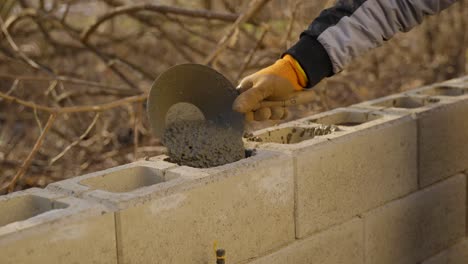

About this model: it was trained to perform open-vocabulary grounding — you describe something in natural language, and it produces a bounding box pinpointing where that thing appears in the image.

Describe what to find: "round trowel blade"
[147,64,243,138]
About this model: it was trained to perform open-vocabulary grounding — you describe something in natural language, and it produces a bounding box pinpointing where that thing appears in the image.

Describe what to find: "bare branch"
[49,113,100,165]
[4,9,140,89]
[236,25,269,80]
[133,102,142,160]
[0,74,131,91]
[0,15,54,74]
[282,0,301,49]
[204,0,272,65]
[0,91,147,113]
[33,107,43,133]
[81,4,240,43]
[3,113,57,193]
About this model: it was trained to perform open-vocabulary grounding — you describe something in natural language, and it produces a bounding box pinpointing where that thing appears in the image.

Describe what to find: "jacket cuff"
[284,35,333,88]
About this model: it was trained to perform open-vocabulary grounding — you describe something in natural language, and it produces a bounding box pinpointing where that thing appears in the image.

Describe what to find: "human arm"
[233,0,458,121]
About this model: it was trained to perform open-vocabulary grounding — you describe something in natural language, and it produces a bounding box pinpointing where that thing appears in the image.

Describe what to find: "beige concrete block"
[364,174,466,264]
[112,150,294,264]
[246,218,363,264]
[299,110,417,237]
[410,83,468,98]
[405,82,468,187]
[417,98,468,187]
[438,75,468,88]
[46,159,178,202]
[52,150,294,263]
[353,91,468,187]
[252,108,418,237]
[351,93,445,114]
[0,188,116,264]
[423,239,468,264]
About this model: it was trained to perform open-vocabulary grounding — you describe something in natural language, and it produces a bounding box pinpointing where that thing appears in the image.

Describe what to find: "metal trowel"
[147,64,244,168]
[147,63,243,139]
[147,63,319,135]
[147,63,317,167]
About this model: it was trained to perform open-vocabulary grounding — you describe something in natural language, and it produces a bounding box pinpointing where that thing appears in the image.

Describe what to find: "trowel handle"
[256,90,316,109]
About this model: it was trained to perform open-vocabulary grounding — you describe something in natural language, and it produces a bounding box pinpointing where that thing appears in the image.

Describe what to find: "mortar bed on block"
[247,108,390,150]
[308,109,383,126]
[163,148,256,166]
[246,126,338,144]
[246,109,385,146]
[0,188,116,264]
[47,149,295,264]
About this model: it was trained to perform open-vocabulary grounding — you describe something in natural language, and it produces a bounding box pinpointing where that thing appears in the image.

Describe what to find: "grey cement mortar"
[162,120,245,168]
[245,125,338,144]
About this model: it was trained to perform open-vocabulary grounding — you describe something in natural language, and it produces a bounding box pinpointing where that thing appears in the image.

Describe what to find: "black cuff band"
[284,35,334,88]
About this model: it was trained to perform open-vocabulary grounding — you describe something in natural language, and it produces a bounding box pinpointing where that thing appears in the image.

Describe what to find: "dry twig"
[282,0,302,49]
[81,4,240,43]
[49,113,100,165]
[0,91,146,113]
[133,102,143,160]
[236,25,269,80]
[0,74,131,91]
[1,15,53,74]
[204,0,272,65]
[3,114,57,193]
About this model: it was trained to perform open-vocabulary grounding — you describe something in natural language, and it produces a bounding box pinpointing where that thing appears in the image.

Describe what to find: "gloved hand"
[232,54,310,121]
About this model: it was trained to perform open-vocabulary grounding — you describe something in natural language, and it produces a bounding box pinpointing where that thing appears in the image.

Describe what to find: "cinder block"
[441,75,468,87]
[246,218,363,264]
[410,83,468,98]
[0,188,116,264]
[417,98,468,186]
[48,150,295,264]
[352,93,444,114]
[364,174,466,264]
[250,108,418,237]
[422,238,468,264]
[353,91,468,187]
[46,159,178,202]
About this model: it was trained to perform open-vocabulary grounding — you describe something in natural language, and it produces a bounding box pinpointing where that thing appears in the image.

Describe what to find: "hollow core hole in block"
[79,166,167,193]
[0,195,68,227]
[247,126,337,144]
[309,111,382,127]
[417,86,468,96]
[372,96,439,109]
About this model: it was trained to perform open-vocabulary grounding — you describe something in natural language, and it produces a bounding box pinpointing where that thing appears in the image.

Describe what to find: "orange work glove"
[233,55,309,121]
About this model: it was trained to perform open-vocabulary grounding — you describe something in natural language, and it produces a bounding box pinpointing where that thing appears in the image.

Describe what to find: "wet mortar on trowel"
[162,120,248,168]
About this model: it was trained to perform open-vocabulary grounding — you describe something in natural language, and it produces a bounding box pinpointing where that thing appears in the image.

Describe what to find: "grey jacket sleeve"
[285,0,458,88]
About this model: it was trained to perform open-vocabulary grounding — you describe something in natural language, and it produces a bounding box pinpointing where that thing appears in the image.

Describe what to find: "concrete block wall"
[1,75,468,263]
